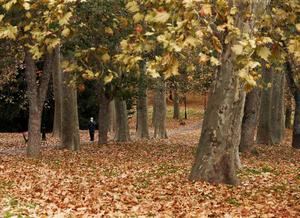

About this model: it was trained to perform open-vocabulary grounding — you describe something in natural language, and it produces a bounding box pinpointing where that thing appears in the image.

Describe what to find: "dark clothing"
[88,121,96,141]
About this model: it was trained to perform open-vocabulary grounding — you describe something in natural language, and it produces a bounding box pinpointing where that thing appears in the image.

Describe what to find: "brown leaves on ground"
[0,124,299,217]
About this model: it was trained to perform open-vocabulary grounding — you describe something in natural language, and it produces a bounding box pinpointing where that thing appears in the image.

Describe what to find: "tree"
[153,77,167,139]
[115,97,130,142]
[239,88,261,152]
[136,64,149,139]
[0,0,76,156]
[190,0,270,185]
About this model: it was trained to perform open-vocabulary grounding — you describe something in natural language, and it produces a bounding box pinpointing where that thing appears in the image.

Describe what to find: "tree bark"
[52,47,62,137]
[292,91,300,149]
[285,61,300,149]
[115,97,130,142]
[60,70,80,151]
[173,83,180,119]
[98,91,110,144]
[109,99,117,134]
[153,77,167,139]
[189,0,269,185]
[240,88,261,152]
[25,50,52,157]
[136,71,149,139]
[257,67,285,145]
[285,94,293,129]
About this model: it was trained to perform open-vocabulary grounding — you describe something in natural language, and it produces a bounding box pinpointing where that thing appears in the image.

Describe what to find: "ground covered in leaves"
[0,112,299,217]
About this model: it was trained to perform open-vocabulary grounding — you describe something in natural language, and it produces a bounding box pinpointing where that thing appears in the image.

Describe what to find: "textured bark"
[292,91,300,149]
[153,78,167,139]
[98,92,110,145]
[25,50,52,157]
[109,100,116,134]
[240,88,261,152]
[285,61,300,149]
[189,0,269,185]
[52,47,62,137]
[173,84,180,119]
[189,52,245,185]
[285,89,293,129]
[136,72,149,139]
[60,71,80,151]
[115,97,130,142]
[257,67,285,145]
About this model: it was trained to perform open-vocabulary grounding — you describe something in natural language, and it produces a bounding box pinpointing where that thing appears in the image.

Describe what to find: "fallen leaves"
[0,116,299,217]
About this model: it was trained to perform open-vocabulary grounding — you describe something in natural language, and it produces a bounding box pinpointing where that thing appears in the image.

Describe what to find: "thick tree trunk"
[188,0,270,184]
[285,91,293,129]
[60,71,80,151]
[173,84,180,119]
[52,47,62,137]
[189,56,245,185]
[285,61,300,149]
[109,100,116,134]
[240,88,261,152]
[153,78,167,139]
[257,67,285,145]
[271,72,285,143]
[292,91,300,149]
[25,50,52,157]
[136,72,149,139]
[115,97,130,142]
[98,92,110,145]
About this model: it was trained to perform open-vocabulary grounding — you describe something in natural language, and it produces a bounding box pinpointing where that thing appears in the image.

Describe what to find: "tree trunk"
[60,71,80,151]
[189,55,245,185]
[109,99,117,134]
[25,50,52,157]
[292,91,300,149]
[257,67,285,145]
[189,0,269,185]
[173,84,180,119]
[52,47,62,137]
[285,90,293,129]
[285,61,300,149]
[153,78,167,139]
[98,92,110,144]
[136,71,149,139]
[240,88,261,152]
[115,97,130,142]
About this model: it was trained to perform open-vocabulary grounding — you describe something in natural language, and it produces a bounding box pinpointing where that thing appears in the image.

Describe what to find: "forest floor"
[0,106,300,217]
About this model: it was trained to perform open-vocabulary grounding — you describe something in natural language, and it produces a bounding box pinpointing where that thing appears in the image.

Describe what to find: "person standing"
[88,117,96,142]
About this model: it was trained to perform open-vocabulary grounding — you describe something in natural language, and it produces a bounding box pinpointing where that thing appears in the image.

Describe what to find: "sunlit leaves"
[0,24,17,40]
[256,47,271,62]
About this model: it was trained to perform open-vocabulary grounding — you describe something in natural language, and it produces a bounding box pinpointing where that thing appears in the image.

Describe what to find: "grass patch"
[226,197,241,206]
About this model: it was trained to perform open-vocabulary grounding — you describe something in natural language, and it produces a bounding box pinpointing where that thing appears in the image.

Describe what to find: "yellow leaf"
[296,23,300,32]
[105,27,114,35]
[126,1,139,13]
[153,11,170,23]
[23,2,30,10]
[0,15,4,22]
[256,46,271,61]
[59,12,72,26]
[0,25,18,40]
[199,53,209,63]
[231,44,243,55]
[101,53,111,63]
[62,27,70,37]
[210,56,220,66]
[133,13,144,23]
[3,0,17,11]
[104,73,114,84]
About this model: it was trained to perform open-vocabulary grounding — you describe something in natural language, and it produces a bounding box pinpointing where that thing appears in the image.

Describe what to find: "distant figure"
[88,117,96,142]
[41,125,46,141]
